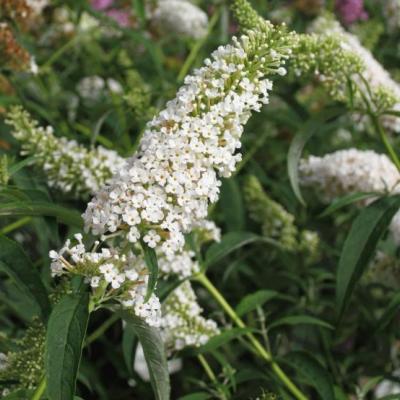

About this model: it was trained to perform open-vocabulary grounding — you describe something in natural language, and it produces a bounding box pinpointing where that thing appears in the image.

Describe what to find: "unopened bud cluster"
[244,175,319,261]
[0,319,45,393]
[301,14,400,131]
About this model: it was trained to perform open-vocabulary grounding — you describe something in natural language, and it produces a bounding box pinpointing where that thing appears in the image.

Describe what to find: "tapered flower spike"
[294,13,400,131]
[0,319,45,393]
[83,19,297,255]
[244,175,320,261]
[231,0,266,32]
[244,175,299,251]
[6,107,125,199]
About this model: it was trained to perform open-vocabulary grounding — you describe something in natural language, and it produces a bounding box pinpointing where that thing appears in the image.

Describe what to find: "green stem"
[31,376,46,400]
[85,313,120,345]
[41,34,80,72]
[0,216,32,235]
[177,9,221,83]
[198,354,217,382]
[197,354,228,400]
[371,114,400,172]
[195,273,307,400]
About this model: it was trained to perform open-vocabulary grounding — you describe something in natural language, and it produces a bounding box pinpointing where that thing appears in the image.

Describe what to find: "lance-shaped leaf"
[284,351,335,400]
[141,240,159,302]
[235,290,278,316]
[319,192,379,218]
[0,201,83,227]
[45,292,90,400]
[0,236,50,320]
[336,195,400,318]
[121,312,170,400]
[287,108,344,206]
[204,232,259,268]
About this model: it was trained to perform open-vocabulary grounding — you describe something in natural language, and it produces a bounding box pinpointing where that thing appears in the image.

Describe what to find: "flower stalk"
[194,273,307,400]
[370,113,400,173]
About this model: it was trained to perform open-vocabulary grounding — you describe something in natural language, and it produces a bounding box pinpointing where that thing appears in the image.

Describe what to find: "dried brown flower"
[0,0,32,26]
[0,23,31,71]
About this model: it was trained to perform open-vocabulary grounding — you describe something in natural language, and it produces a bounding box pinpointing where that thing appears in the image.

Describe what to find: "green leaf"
[0,236,50,320]
[122,323,138,376]
[8,156,36,176]
[198,328,253,353]
[141,240,159,302]
[285,351,335,400]
[269,315,333,330]
[204,232,259,268]
[334,386,349,400]
[287,108,344,206]
[0,201,83,227]
[133,0,147,27]
[220,178,245,232]
[319,192,379,218]
[336,195,400,318]
[45,292,90,400]
[376,292,400,331]
[121,312,170,400]
[287,120,319,206]
[91,110,112,146]
[235,290,278,317]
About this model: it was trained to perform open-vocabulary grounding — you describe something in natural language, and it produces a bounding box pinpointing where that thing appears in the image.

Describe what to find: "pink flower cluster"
[91,0,131,27]
[335,0,368,25]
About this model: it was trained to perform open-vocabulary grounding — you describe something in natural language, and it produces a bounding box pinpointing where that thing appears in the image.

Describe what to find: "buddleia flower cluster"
[231,0,267,32]
[160,281,219,353]
[49,233,162,326]
[83,21,296,255]
[0,319,45,395]
[158,219,220,278]
[6,107,125,199]
[157,220,220,344]
[306,14,400,131]
[299,148,400,244]
[123,68,156,123]
[300,149,400,202]
[244,175,319,260]
[292,30,364,102]
[151,0,208,39]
